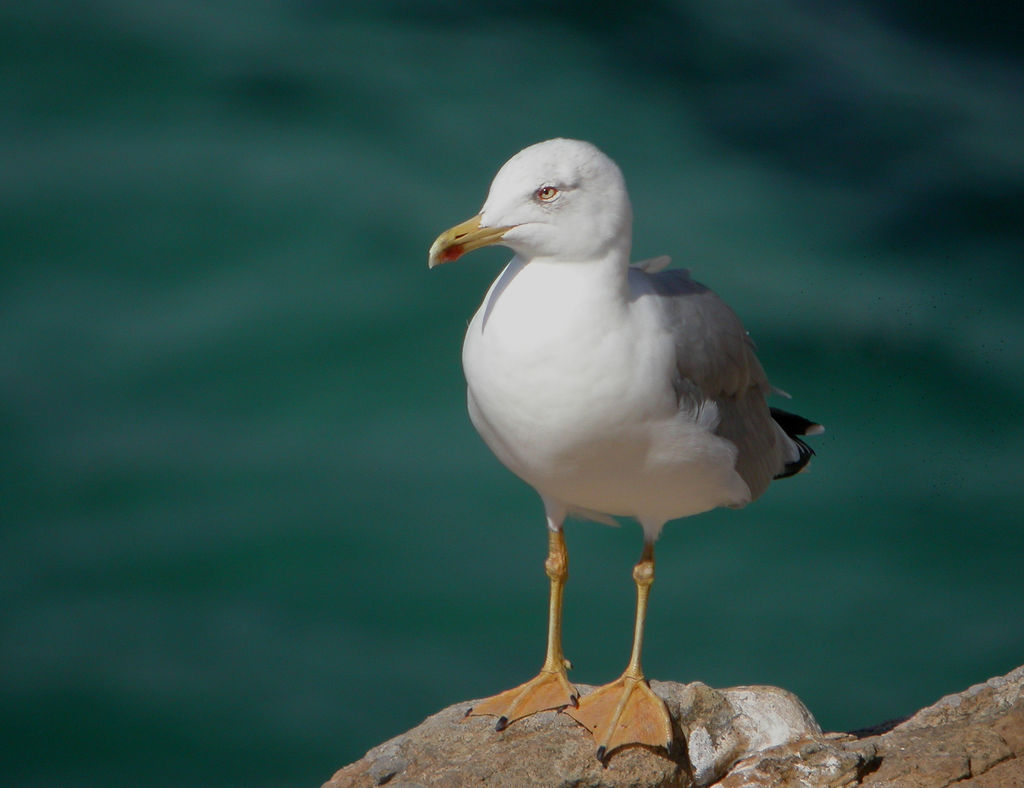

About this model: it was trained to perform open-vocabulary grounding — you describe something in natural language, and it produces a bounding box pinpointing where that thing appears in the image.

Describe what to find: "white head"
[428,139,633,267]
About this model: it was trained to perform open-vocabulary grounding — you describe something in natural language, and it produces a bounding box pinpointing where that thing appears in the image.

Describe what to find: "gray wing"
[641,267,785,501]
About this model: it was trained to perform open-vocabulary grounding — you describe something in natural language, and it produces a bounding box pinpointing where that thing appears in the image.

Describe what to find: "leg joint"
[632,559,654,587]
[545,552,567,580]
[545,530,568,580]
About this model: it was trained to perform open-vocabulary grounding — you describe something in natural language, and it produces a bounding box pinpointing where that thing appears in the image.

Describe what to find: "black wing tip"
[769,407,824,436]
[771,407,822,480]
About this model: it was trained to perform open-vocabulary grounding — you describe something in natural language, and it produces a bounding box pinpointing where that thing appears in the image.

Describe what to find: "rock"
[664,681,822,785]
[323,665,1024,788]
[851,665,1024,788]
[325,681,821,788]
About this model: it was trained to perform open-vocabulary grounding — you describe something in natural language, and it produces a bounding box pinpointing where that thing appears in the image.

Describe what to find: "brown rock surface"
[324,665,1024,788]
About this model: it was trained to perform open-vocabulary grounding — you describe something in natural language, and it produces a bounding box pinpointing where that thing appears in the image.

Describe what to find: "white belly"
[462,259,748,525]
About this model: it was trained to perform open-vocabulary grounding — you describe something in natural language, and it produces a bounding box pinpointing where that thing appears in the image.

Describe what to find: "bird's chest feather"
[462,262,675,465]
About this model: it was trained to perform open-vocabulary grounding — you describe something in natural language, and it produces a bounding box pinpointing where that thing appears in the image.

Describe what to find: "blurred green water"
[2,2,1023,786]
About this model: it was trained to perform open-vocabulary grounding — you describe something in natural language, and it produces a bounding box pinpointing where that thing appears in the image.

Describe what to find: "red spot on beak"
[441,244,464,263]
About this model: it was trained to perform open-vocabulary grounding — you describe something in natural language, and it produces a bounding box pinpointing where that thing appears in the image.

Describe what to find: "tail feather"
[771,407,823,479]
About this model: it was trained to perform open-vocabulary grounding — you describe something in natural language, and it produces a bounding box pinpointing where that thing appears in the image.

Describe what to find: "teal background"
[3,2,1022,786]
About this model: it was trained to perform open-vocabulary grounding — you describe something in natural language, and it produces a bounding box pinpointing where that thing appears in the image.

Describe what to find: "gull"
[428,138,821,761]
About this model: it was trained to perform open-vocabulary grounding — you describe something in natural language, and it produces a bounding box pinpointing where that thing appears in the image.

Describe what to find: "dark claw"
[596,745,607,764]
[495,716,508,732]
[463,707,473,718]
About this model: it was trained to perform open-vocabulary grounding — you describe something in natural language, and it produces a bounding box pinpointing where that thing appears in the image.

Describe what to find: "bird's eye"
[535,186,559,202]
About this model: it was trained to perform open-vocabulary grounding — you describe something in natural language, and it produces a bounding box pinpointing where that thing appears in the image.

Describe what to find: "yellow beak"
[428,214,513,269]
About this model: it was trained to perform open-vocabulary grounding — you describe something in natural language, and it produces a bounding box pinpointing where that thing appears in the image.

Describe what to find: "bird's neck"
[516,246,632,301]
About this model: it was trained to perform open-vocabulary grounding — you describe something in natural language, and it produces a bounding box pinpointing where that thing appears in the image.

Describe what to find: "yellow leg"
[566,541,673,761]
[466,529,578,729]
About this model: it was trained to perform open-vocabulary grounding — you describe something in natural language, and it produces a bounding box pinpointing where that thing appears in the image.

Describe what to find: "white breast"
[462,258,749,524]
